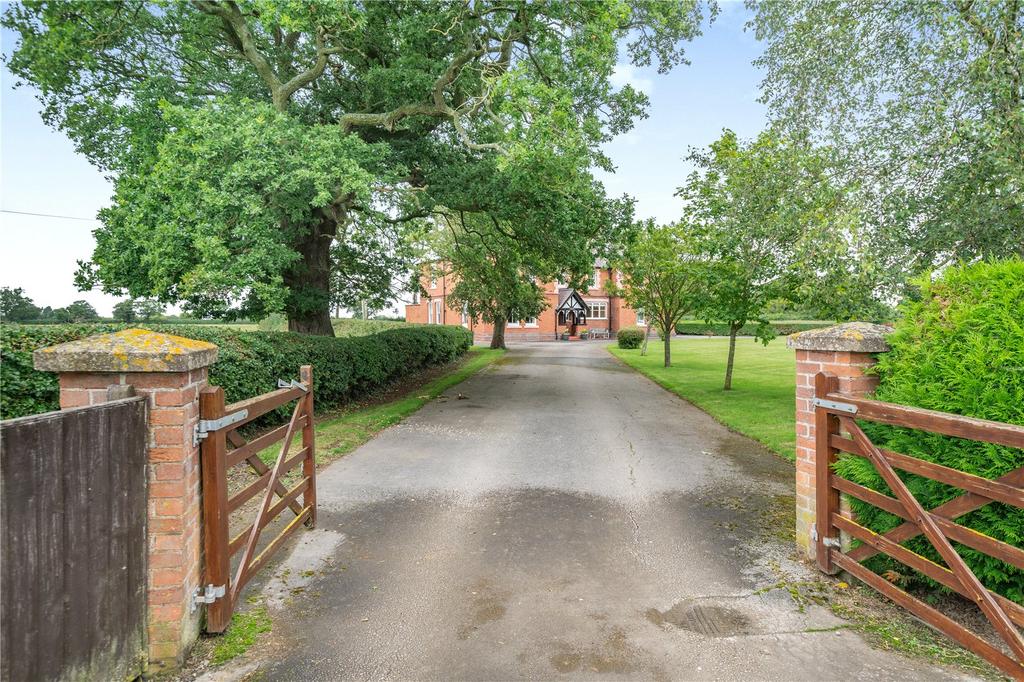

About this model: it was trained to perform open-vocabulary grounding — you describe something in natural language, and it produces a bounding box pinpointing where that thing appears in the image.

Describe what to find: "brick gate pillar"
[786,322,891,561]
[35,329,218,671]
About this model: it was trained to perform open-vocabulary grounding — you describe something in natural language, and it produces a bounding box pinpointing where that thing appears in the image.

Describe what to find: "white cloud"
[610,64,654,95]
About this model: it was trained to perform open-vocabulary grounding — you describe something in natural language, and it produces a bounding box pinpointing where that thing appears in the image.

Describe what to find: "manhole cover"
[646,602,751,637]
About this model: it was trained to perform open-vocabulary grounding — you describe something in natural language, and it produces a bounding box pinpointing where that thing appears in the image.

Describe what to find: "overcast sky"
[0,1,765,316]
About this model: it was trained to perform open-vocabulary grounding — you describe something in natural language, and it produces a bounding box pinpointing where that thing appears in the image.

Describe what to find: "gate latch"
[194,409,248,446]
[191,584,226,612]
[277,379,309,392]
[811,397,858,414]
[810,524,842,548]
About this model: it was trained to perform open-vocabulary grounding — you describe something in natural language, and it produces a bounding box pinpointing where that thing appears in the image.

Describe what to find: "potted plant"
[579,327,589,340]
[560,332,570,340]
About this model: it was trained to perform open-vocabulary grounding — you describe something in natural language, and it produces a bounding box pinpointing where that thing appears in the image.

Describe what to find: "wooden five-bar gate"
[198,366,317,632]
[812,371,1024,679]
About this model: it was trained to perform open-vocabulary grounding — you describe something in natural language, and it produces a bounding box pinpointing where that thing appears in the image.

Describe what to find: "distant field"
[610,336,796,460]
[674,319,833,336]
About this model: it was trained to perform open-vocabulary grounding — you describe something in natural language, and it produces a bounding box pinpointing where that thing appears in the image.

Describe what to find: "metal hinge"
[191,584,226,612]
[277,379,309,392]
[811,397,858,414]
[193,409,248,446]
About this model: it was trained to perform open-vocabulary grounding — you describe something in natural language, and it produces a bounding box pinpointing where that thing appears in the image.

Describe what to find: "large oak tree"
[5,0,712,334]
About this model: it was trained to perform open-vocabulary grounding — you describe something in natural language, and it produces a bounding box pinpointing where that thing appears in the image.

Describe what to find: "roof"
[556,290,589,314]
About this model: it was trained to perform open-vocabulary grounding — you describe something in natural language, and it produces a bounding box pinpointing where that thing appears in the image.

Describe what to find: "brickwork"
[37,330,217,672]
[787,323,891,560]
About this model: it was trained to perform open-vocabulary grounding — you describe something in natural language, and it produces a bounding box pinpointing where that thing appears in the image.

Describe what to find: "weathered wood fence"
[1,395,149,682]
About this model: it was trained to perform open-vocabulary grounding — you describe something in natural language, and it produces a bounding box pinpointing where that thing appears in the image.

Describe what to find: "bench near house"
[405,261,647,344]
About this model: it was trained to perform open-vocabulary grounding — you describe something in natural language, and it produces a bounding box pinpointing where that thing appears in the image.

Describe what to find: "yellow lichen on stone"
[33,328,218,373]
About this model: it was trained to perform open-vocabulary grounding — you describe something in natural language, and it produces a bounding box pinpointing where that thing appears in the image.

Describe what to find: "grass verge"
[259,347,505,466]
[609,337,795,460]
[210,605,272,665]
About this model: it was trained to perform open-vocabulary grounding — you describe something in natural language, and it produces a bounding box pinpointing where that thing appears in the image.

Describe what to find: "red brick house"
[405,262,648,344]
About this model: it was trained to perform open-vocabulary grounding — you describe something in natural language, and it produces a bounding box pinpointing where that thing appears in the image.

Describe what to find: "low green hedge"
[674,320,833,336]
[833,259,1023,602]
[1,323,471,420]
[616,326,645,349]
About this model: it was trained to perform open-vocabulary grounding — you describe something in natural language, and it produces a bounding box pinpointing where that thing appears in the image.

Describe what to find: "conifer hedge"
[1,323,471,420]
[833,259,1024,602]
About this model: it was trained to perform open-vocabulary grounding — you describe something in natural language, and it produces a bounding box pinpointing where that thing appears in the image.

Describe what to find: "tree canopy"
[751,0,1024,287]
[4,0,714,334]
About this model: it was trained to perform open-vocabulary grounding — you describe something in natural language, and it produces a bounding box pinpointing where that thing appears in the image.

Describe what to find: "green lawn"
[259,347,504,466]
[609,337,796,461]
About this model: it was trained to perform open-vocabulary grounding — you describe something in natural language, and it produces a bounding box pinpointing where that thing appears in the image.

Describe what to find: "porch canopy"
[556,290,588,326]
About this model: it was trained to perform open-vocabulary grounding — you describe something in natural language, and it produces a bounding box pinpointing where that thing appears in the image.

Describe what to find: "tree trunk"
[724,322,739,390]
[490,315,507,350]
[283,212,337,336]
[640,320,652,356]
[661,318,671,367]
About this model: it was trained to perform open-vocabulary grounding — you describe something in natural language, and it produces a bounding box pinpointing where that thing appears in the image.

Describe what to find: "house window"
[592,268,601,289]
[461,303,469,326]
[524,316,538,327]
[429,299,443,324]
[430,276,437,289]
[635,308,646,326]
[586,301,607,319]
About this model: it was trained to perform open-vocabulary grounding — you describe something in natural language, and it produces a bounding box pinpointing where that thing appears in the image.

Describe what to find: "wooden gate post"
[35,329,218,672]
[786,322,891,561]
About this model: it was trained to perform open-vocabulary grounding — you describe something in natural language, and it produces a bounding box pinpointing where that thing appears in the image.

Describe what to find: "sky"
[0,1,766,317]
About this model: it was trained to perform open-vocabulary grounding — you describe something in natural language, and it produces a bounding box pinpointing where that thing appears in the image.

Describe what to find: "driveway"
[240,342,968,681]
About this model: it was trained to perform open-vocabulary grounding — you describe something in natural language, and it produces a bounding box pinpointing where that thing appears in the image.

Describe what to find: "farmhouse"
[405,262,647,344]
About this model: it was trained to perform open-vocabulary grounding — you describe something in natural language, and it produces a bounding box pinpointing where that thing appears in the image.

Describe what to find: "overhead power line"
[1,209,98,221]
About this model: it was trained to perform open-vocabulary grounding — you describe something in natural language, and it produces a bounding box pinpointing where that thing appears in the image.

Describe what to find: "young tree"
[0,287,40,322]
[751,1,1024,287]
[679,130,852,389]
[112,299,137,323]
[610,222,707,368]
[4,1,711,334]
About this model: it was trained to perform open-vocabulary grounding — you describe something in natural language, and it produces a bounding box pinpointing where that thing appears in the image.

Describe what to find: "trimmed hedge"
[833,259,1024,602]
[1,323,472,421]
[674,320,833,336]
[616,326,645,349]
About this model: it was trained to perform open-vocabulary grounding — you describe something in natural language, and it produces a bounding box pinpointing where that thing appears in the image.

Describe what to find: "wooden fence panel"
[1,397,148,682]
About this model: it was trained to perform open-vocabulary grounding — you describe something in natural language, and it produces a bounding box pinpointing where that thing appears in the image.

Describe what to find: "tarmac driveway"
[240,342,969,681]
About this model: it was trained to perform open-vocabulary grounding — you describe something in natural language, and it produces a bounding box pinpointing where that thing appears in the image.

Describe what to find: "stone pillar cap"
[34,328,218,373]
[786,321,893,353]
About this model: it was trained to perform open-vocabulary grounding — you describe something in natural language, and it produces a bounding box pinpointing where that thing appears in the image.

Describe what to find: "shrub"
[1,323,471,420]
[617,326,645,349]
[833,259,1024,602]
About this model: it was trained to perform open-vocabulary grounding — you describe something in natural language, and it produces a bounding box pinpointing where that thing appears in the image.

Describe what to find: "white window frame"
[523,315,538,327]
[460,303,469,327]
[429,299,443,324]
[586,300,607,320]
[635,308,647,326]
[430,276,438,289]
[591,268,601,289]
